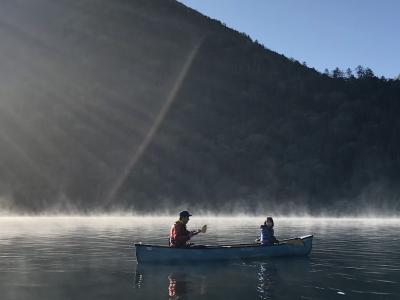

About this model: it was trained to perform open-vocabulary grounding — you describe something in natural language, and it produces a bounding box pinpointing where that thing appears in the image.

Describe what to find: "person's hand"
[189,230,200,237]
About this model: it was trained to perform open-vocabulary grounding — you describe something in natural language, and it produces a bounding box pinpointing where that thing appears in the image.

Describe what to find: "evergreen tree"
[346,67,354,78]
[332,67,344,78]
[355,65,365,78]
[364,68,375,78]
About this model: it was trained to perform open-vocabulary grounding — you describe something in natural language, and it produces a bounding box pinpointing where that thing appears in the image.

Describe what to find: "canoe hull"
[135,235,313,264]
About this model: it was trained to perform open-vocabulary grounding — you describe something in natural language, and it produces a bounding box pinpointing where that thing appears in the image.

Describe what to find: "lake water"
[0,216,399,300]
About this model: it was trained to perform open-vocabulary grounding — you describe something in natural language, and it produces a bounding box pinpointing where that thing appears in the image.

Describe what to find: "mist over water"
[0,216,399,299]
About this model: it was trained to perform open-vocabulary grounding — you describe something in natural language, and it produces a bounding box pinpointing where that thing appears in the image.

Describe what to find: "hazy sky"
[178,0,400,78]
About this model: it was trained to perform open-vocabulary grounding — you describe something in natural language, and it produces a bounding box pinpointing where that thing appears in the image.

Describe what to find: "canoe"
[135,235,313,264]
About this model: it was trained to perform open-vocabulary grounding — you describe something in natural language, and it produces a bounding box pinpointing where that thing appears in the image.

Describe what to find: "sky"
[178,0,400,78]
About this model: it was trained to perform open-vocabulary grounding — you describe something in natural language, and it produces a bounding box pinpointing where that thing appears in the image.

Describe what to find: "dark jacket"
[169,221,191,247]
[260,225,278,245]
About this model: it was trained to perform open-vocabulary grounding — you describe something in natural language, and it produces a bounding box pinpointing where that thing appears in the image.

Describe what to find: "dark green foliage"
[346,68,353,79]
[332,67,344,78]
[0,0,399,214]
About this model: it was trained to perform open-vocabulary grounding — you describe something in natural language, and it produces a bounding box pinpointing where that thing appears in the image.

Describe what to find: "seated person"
[169,210,201,248]
[256,217,279,245]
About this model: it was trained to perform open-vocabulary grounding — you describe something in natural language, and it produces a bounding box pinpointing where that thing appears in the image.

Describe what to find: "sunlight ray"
[104,38,205,207]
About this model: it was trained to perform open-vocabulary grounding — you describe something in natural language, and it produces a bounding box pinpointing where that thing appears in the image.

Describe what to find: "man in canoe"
[169,210,206,248]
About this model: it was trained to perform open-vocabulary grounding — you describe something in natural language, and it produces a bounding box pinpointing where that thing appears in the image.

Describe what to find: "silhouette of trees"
[363,67,375,78]
[332,67,344,78]
[354,65,375,79]
[346,68,354,79]
[323,65,380,81]
[1,0,399,214]
[355,65,365,78]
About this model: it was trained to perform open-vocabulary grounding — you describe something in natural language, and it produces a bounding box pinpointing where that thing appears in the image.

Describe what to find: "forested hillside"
[0,0,399,214]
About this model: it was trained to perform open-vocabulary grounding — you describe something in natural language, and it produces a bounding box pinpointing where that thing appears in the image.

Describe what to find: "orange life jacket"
[169,221,190,247]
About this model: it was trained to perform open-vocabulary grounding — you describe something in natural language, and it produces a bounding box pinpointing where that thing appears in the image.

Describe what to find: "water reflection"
[135,264,206,299]
[135,266,200,298]
[134,270,143,289]
[168,272,189,299]
[257,263,277,299]
[134,258,312,299]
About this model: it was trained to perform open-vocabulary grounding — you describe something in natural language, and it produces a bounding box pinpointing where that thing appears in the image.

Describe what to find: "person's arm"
[271,229,278,244]
[190,229,201,237]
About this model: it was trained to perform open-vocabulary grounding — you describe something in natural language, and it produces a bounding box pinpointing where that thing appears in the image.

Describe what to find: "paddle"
[280,238,304,246]
[191,224,207,236]
[150,225,207,242]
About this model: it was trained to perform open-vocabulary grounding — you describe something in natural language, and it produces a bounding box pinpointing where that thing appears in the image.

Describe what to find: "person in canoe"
[256,217,279,245]
[169,210,207,248]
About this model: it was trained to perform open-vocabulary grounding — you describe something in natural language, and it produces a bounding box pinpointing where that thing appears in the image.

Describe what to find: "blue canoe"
[135,235,313,264]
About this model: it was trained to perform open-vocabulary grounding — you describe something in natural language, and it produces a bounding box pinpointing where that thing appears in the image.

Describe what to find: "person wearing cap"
[169,211,201,248]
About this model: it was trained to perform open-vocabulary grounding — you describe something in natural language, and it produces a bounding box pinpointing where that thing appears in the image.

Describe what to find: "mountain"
[0,0,399,214]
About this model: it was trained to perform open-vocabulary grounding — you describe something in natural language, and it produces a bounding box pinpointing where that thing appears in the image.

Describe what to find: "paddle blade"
[201,225,207,233]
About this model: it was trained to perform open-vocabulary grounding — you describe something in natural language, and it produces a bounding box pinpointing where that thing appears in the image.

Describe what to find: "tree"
[345,68,354,78]
[332,67,344,79]
[364,68,375,78]
[355,65,365,78]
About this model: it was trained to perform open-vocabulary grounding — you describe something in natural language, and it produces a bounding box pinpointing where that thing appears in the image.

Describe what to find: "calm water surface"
[0,217,399,300]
